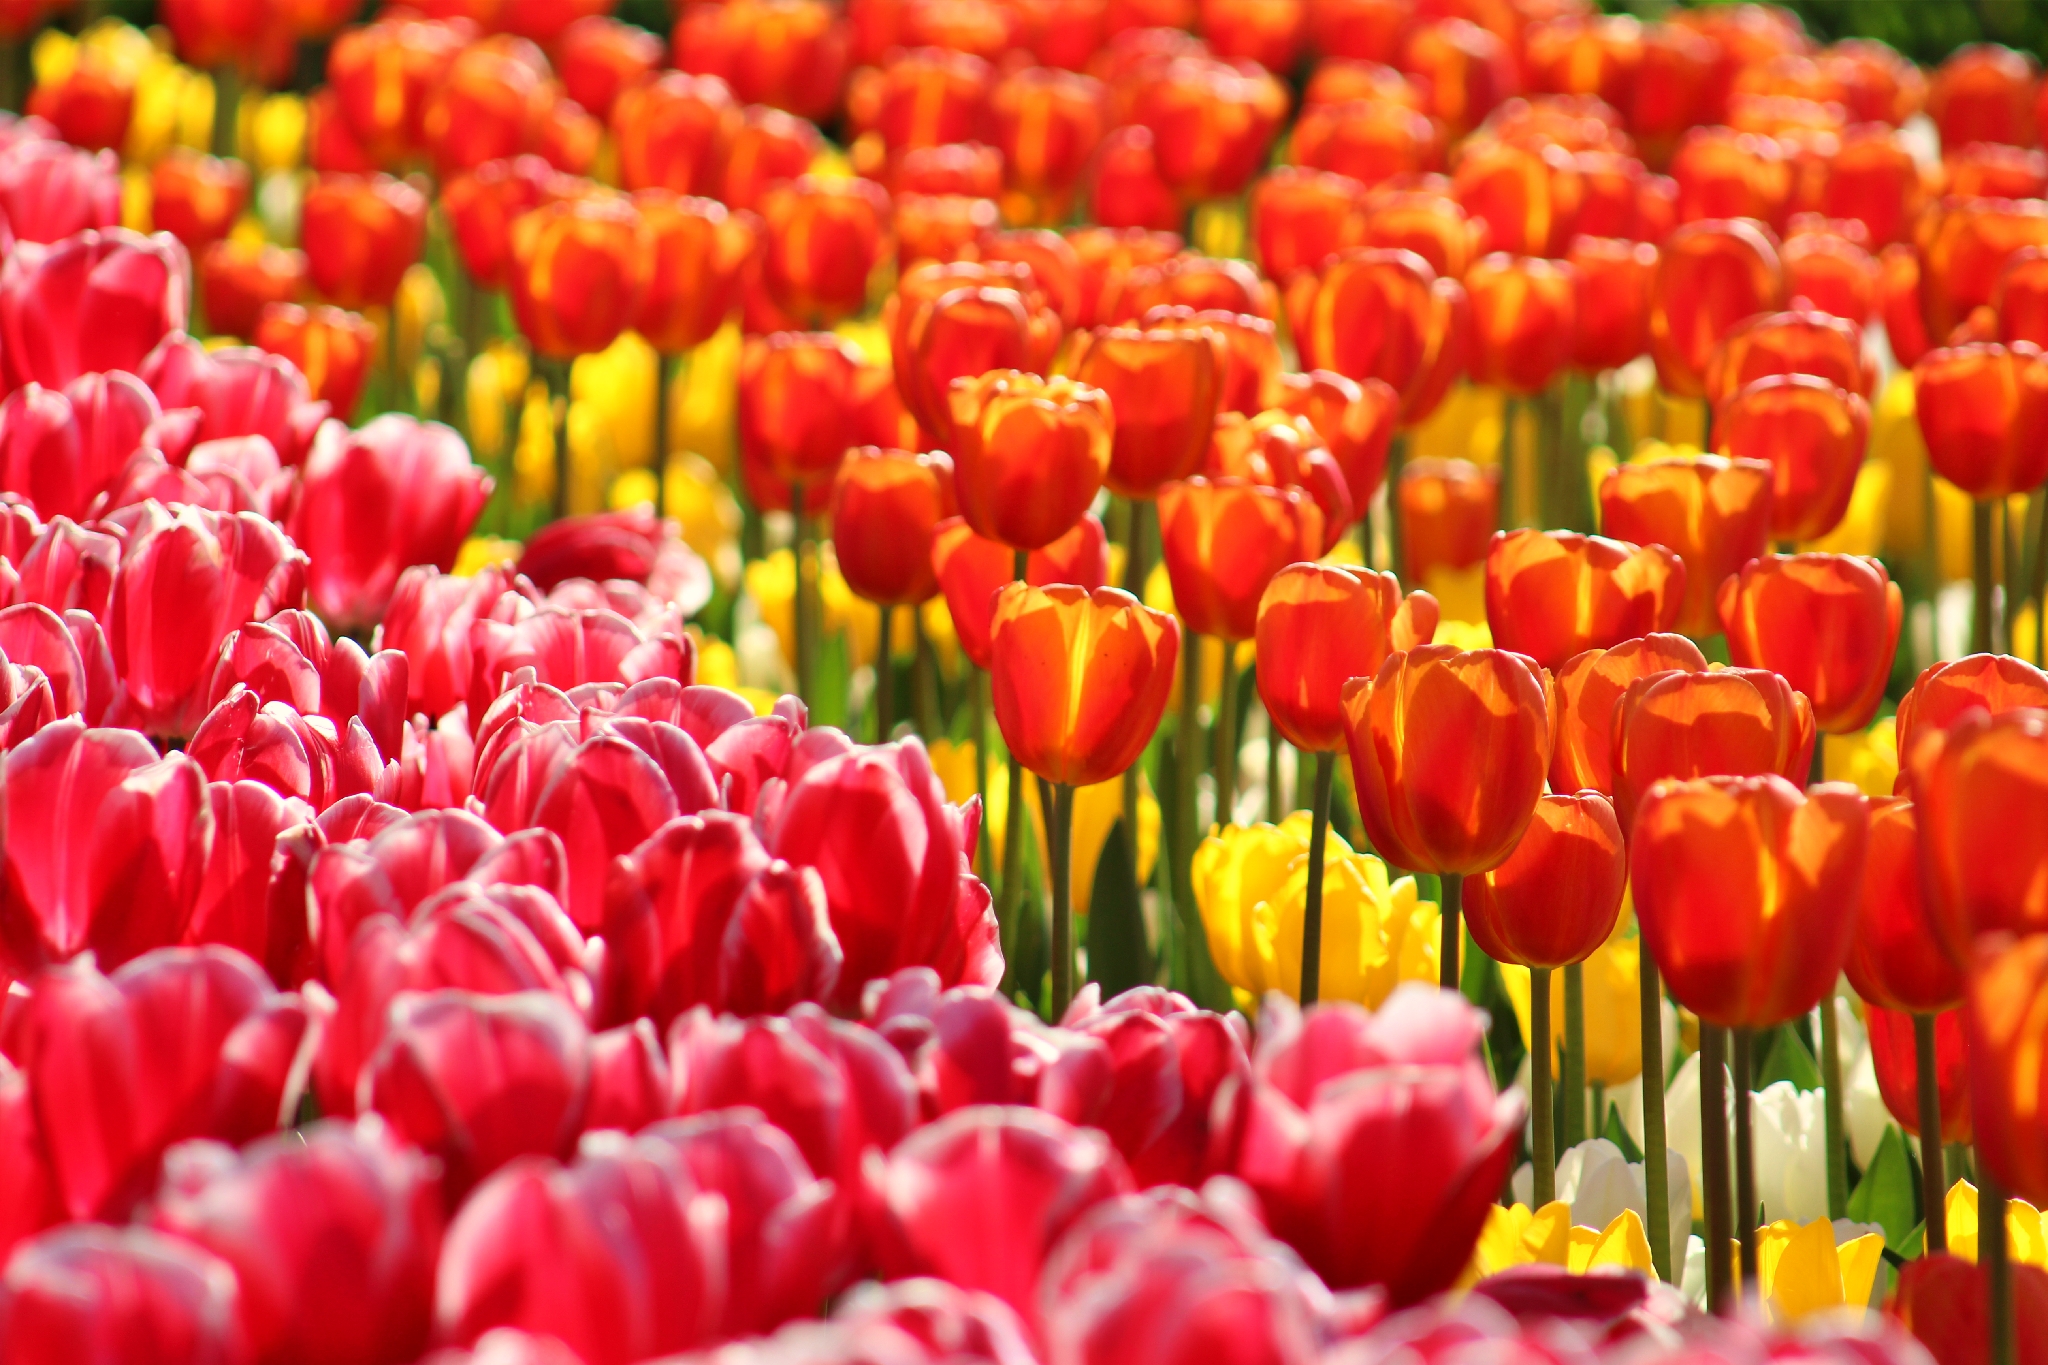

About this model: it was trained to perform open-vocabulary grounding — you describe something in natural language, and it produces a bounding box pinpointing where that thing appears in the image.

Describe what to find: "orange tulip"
[1089,124,1183,234]
[1290,247,1436,399]
[1484,529,1685,672]
[1818,125,1918,248]
[1068,324,1220,499]
[1565,236,1657,373]
[149,152,250,256]
[1342,644,1552,875]
[848,47,992,158]
[1126,257,1272,323]
[1670,126,1790,231]
[255,302,375,422]
[1066,226,1182,328]
[299,173,428,311]
[1928,44,2038,151]
[1917,198,2048,344]
[1465,253,1577,396]
[1452,138,1579,259]
[1877,242,1934,369]
[930,513,1109,670]
[325,14,470,166]
[1944,142,2048,200]
[1466,792,1627,971]
[611,71,739,198]
[738,332,908,507]
[507,194,650,359]
[1966,931,2048,1208]
[1200,0,1304,72]
[720,104,821,213]
[948,371,1112,550]
[1205,411,1353,552]
[1137,305,1278,415]
[1627,23,1718,164]
[991,66,1108,225]
[555,15,664,124]
[200,240,308,341]
[893,143,1004,200]
[894,280,1062,444]
[893,192,998,270]
[631,192,759,357]
[1718,554,1902,735]
[1599,456,1772,637]
[1844,797,1963,1015]
[1550,633,1708,797]
[830,448,956,607]
[1306,2,1409,66]
[1132,55,1288,202]
[989,583,1181,788]
[1912,342,2048,500]
[1157,476,1324,641]
[1570,148,1650,241]
[757,176,893,328]
[979,229,1082,330]
[1360,187,1479,282]
[1251,167,1367,283]
[25,48,133,153]
[1713,375,1870,543]
[442,156,577,293]
[1291,98,1441,189]
[1397,457,1499,585]
[1611,667,1816,829]
[1398,18,1517,141]
[420,36,555,178]
[1895,654,2048,767]
[1632,774,1868,1029]
[1705,308,1872,407]
[1996,247,2048,347]
[1273,369,1398,508]
[1647,218,1786,399]
[1255,563,1437,754]
[672,0,849,125]
[1524,14,1644,113]
[1782,224,1878,326]
[1911,707,2048,959]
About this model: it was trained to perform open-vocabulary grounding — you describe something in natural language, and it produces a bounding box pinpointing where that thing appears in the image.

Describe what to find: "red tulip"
[1611,667,1816,830]
[831,447,955,606]
[141,334,332,467]
[1928,43,2039,150]
[255,302,375,422]
[149,151,250,256]
[1141,304,1278,414]
[1452,138,1579,260]
[1204,410,1352,551]
[949,371,1112,551]
[1484,529,1685,672]
[1865,1004,1972,1146]
[1214,987,1523,1303]
[1912,341,2048,501]
[738,332,909,507]
[1088,126,1182,233]
[1399,18,1517,140]
[1966,931,2048,1208]
[673,0,849,124]
[1131,56,1287,203]
[1549,634,1707,798]
[1158,477,1324,642]
[1843,797,1958,1019]
[1891,1253,2048,1365]
[148,1118,441,1365]
[1569,235,1657,372]
[0,228,187,394]
[0,137,121,245]
[1782,223,1878,326]
[1255,563,1436,755]
[1910,708,2048,960]
[375,565,542,720]
[929,512,1108,670]
[202,239,309,342]
[1466,253,1577,396]
[990,67,1105,224]
[0,1225,251,1365]
[464,606,693,721]
[1647,218,1786,399]
[23,56,132,154]
[1818,125,1918,249]
[892,274,1063,443]
[0,370,158,524]
[1066,325,1219,498]
[612,70,740,198]
[1066,226,1183,329]
[441,156,577,293]
[1290,98,1441,190]
[555,17,663,123]
[1718,553,1902,735]
[513,514,706,616]
[1396,457,1498,585]
[1670,126,1790,231]
[633,192,759,357]
[0,1053,57,1269]
[10,946,324,1220]
[324,15,468,166]
[757,176,892,328]
[1713,374,1870,544]
[301,174,429,312]
[864,1105,1132,1320]
[418,37,557,178]
[720,104,823,213]
[508,194,651,360]
[1599,455,1773,637]
[1466,792,1628,970]
[1895,653,2048,767]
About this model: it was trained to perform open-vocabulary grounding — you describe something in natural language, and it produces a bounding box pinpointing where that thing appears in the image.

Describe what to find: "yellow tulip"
[452,537,521,578]
[1434,618,1494,650]
[121,169,152,234]
[397,264,447,382]
[673,322,742,477]
[1869,371,1928,562]
[1405,381,1504,465]
[1500,913,1644,1085]
[927,738,981,808]
[1945,1181,2048,1270]
[1421,562,1486,625]
[1464,1202,1654,1283]
[1193,814,1440,1009]
[1803,459,1889,558]
[572,329,658,472]
[1755,1217,1885,1322]
[250,93,306,173]
[1822,716,1898,799]
[513,380,560,508]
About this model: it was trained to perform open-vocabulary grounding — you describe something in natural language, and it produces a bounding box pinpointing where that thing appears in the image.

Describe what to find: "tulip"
[1291,98,1440,190]
[0,1225,250,1365]
[1397,457,1499,587]
[1466,253,1578,396]
[991,66,1107,225]
[930,513,1109,670]
[1484,529,1686,672]
[1895,654,2048,768]
[894,280,1063,444]
[1250,166,1367,283]
[757,176,893,328]
[1713,375,1870,544]
[1912,708,2048,958]
[1400,18,1516,139]
[673,0,848,124]
[1647,218,1786,399]
[632,192,757,359]
[1967,932,2048,1210]
[256,302,376,422]
[201,239,309,342]
[1452,138,1579,261]
[1289,247,1434,397]
[1061,989,1254,1187]
[612,71,739,198]
[554,17,663,124]
[0,138,120,246]
[948,370,1112,552]
[507,194,650,361]
[1569,236,1657,373]
[864,1105,1133,1321]
[1088,125,1183,234]
[441,157,574,301]
[1718,554,1902,735]
[1705,309,1872,409]
[149,150,250,257]
[1913,342,2048,501]
[324,15,467,166]
[1256,563,1436,757]
[464,611,693,741]
[831,447,954,609]
[0,371,158,525]
[0,228,188,393]
[1611,667,1816,830]
[1070,323,1221,499]
[1549,634,1709,799]
[1272,369,1398,509]
[375,564,541,720]
[1066,227,1183,329]
[1131,56,1287,203]
[1929,44,2039,149]
[1157,477,1324,643]
[1782,225,1879,327]
[300,173,428,312]
[23,55,132,156]
[1919,198,2048,348]
[1892,1253,2048,1365]
[292,415,493,631]
[418,37,551,179]
[713,105,817,213]
[1866,998,1975,1149]
[1598,456,1772,638]
[1670,127,1790,230]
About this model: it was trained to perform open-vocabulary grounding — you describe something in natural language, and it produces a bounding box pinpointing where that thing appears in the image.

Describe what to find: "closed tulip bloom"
[1997,246,2048,347]
[1256,563,1437,753]
[419,37,552,179]
[1360,188,1479,290]
[1466,254,1577,396]
[1911,708,2048,958]
[1250,167,1367,283]
[300,174,428,312]
[892,192,998,270]
[1550,633,1708,797]
[1966,932,2048,1207]
[1452,138,1579,260]
[831,448,954,606]
[1569,236,1657,372]
[1397,457,1499,586]
[1067,226,1183,329]
[1466,792,1626,970]
[1670,126,1790,230]
[1783,226,1878,326]
[758,176,893,328]
[929,513,1108,669]
[1342,645,1552,875]
[948,371,1111,551]
[1714,375,1870,543]
[895,283,1062,443]
[1818,126,1918,249]
[555,17,663,123]
[1068,325,1220,498]
[1141,305,1277,414]
[738,332,905,502]
[1718,554,1902,735]
[1611,667,1816,829]
[1291,99,1440,190]
[1132,56,1288,203]
[989,583,1179,788]
[1400,18,1516,139]
[673,0,848,123]
[201,241,308,342]
[1290,247,1434,396]
[1896,653,2048,765]
[1087,125,1182,233]
[508,195,651,359]
[847,46,991,156]
[1912,342,2048,500]
[442,157,577,293]
[149,151,250,256]
[26,55,132,155]
[325,15,468,165]
[611,71,739,197]
[1158,477,1324,642]
[720,104,822,213]
[256,303,376,422]
[0,138,120,247]
[1272,369,1398,507]
[1928,44,2038,150]
[1599,456,1772,637]
[0,228,189,394]
[1484,529,1685,672]
[1705,308,1872,407]
[991,66,1107,224]
[1918,198,2048,346]
[1845,797,1963,1015]
[631,192,758,357]
[1205,411,1353,552]
[1632,774,1868,1028]
[0,1226,251,1365]
[1865,1004,1972,1146]
[1648,218,1786,399]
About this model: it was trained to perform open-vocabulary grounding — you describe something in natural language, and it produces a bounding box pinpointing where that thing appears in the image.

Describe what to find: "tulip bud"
[507,194,651,360]
[894,278,1063,443]
[1256,563,1436,753]
[149,150,251,256]
[632,192,758,357]
[1397,457,1498,587]
[1399,18,1516,140]
[1453,138,1580,259]
[1928,43,2039,150]
[1783,223,1878,325]
[949,370,1112,551]
[1648,218,1786,398]
[831,448,955,606]
[1089,124,1183,233]
[1705,308,1872,407]
[738,332,908,509]
[1466,253,1577,396]
[613,71,740,197]
[1714,374,1870,543]
[556,17,664,123]
[1912,341,2048,500]
[1069,325,1221,498]
[1568,236,1657,372]
[1466,792,1627,970]
[1612,667,1816,829]
[300,173,428,312]
[1599,456,1772,638]
[1291,247,1438,400]
[1718,553,1902,735]
[1819,125,1918,249]
[1158,476,1324,641]
[1966,931,2048,1206]
[1845,797,1964,1016]
[721,104,821,212]
[1361,186,1478,281]
[1484,529,1686,672]
[420,36,554,179]
[1918,198,2048,344]
[758,176,893,328]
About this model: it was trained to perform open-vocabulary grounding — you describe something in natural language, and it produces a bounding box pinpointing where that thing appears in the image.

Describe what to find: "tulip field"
[7,0,2048,1362]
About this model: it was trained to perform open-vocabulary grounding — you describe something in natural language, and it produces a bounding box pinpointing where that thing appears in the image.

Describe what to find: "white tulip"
[1750,1079,1829,1225]
[1511,1137,1693,1275]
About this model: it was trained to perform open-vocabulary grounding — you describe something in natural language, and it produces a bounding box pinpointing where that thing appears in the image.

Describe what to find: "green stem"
[1642,957,1673,1282]
[1300,750,1334,1005]
[1562,962,1587,1150]
[1387,434,1408,580]
[1734,1026,1758,1282]
[1701,1023,1735,1314]
[875,604,894,743]
[653,351,677,521]
[1532,965,1557,1206]
[1916,1012,1948,1253]
[792,496,817,704]
[1214,644,1241,825]
[972,668,993,878]
[1125,497,1153,595]
[1501,396,1521,529]
[212,64,242,160]
[1821,989,1848,1221]
[1987,1169,2015,1365]
[1439,871,1462,991]
[1047,779,1076,1019]
[999,747,1028,963]
[0,41,21,117]
[535,354,569,520]
[1265,708,1282,823]
[912,600,938,738]
[1974,499,1997,655]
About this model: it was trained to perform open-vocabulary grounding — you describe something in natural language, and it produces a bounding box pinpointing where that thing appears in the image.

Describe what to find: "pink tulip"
[186,779,317,968]
[0,602,116,725]
[0,722,213,977]
[862,1105,1134,1321]
[0,229,188,392]
[95,435,300,524]
[584,1018,671,1135]
[359,988,592,1199]
[1212,986,1524,1306]
[864,979,1117,1124]
[8,946,326,1220]
[417,1329,588,1365]
[185,688,390,813]
[378,563,544,719]
[466,606,695,720]
[517,508,714,619]
[765,737,1001,1010]
[292,415,493,629]
[0,139,121,245]
[601,810,843,1026]
[260,795,411,989]
[0,1224,251,1365]
[387,707,479,812]
[0,651,54,749]
[202,608,409,762]
[0,371,159,521]
[12,514,120,619]
[831,1277,1038,1365]
[140,335,332,467]
[0,1053,60,1262]
[147,1118,443,1365]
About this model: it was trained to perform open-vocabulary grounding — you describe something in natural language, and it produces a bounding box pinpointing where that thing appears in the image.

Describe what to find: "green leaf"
[811,630,850,733]
[1605,1104,1644,1163]
[1757,1024,1824,1092]
[1848,1124,1921,1250]
[1087,818,1151,1000]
